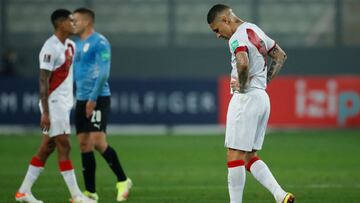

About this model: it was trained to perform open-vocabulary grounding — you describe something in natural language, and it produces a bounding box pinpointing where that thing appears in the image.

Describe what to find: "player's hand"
[230,77,240,92]
[86,100,97,118]
[40,112,50,134]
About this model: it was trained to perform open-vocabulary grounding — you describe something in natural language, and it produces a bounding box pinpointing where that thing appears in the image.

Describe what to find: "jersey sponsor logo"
[101,52,110,61]
[230,40,239,52]
[43,54,51,63]
[83,43,90,52]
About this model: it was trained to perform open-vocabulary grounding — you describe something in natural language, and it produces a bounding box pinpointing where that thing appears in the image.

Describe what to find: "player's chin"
[70,29,77,35]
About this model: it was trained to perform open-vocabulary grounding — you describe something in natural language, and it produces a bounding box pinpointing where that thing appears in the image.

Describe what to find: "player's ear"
[57,21,64,30]
[220,15,230,25]
[85,19,91,27]
[220,15,227,23]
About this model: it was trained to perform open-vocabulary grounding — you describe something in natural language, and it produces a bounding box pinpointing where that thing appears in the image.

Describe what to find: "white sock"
[228,160,246,203]
[249,159,287,202]
[19,165,44,194]
[59,160,82,197]
[61,169,82,197]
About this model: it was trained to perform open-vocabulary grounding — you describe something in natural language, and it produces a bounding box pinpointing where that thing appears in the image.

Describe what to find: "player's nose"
[216,33,221,38]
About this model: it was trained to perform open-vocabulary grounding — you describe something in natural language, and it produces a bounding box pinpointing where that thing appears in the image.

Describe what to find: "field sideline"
[0,130,359,203]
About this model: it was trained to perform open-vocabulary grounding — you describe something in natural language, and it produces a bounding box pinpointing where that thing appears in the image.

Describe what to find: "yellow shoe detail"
[283,193,295,203]
[83,190,99,202]
[116,178,133,202]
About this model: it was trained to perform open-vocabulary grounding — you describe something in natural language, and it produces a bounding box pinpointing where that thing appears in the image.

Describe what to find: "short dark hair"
[207,4,230,24]
[74,8,95,23]
[51,9,71,28]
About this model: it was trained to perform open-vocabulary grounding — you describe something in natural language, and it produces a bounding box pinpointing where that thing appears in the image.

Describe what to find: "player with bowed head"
[207,4,295,203]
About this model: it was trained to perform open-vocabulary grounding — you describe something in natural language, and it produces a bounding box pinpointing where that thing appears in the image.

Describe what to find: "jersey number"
[246,29,267,70]
[91,110,102,123]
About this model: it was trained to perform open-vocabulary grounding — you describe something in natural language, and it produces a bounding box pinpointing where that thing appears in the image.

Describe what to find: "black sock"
[102,146,127,181]
[81,151,96,193]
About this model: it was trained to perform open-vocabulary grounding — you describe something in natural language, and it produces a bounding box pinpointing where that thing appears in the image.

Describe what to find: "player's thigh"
[75,100,89,134]
[253,91,270,150]
[225,93,257,152]
[48,102,71,137]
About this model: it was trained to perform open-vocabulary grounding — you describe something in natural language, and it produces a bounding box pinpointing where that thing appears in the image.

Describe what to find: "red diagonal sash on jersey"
[48,44,74,95]
[246,28,268,67]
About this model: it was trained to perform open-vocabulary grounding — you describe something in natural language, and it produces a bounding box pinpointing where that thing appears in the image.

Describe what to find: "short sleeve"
[229,38,248,55]
[39,43,58,71]
[263,32,276,53]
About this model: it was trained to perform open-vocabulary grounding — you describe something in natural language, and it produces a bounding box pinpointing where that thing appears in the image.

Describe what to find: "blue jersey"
[73,32,111,101]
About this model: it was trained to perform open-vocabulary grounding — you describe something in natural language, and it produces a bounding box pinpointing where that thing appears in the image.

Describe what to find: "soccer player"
[207,4,295,203]
[15,9,95,203]
[72,8,132,202]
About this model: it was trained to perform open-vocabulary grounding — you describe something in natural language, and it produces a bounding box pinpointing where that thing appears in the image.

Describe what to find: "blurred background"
[0,0,359,132]
[1,1,360,203]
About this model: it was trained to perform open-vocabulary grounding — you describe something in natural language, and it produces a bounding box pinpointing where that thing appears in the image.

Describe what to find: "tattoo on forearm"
[39,70,51,113]
[236,53,249,93]
[267,46,287,83]
[238,68,248,93]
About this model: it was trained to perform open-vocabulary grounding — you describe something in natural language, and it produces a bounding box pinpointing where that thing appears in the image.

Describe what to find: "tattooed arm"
[235,51,250,93]
[39,69,51,131]
[267,44,287,83]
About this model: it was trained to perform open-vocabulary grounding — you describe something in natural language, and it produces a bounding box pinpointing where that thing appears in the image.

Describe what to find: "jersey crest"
[83,43,90,52]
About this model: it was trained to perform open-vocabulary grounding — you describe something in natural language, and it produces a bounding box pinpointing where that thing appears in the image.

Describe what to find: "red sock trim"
[59,160,73,171]
[30,156,44,167]
[246,156,260,172]
[227,160,245,168]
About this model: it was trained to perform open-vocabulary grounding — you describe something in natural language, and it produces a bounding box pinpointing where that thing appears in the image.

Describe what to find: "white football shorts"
[39,97,71,137]
[225,88,270,151]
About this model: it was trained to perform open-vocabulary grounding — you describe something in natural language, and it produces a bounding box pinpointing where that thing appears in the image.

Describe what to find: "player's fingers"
[42,127,49,135]
[86,110,92,118]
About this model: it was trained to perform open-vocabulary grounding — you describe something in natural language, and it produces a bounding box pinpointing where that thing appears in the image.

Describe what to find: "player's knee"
[227,148,246,161]
[94,142,107,153]
[79,139,93,152]
[46,142,56,155]
[55,136,71,150]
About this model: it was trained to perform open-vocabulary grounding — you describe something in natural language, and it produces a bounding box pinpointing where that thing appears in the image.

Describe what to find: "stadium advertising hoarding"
[0,76,359,128]
[0,77,218,125]
[219,76,360,128]
[107,78,218,124]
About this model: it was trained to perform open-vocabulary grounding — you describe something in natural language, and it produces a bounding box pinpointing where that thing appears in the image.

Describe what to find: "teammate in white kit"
[15,9,94,203]
[207,4,295,203]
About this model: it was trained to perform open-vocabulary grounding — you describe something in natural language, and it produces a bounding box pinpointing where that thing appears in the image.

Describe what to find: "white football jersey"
[39,35,75,109]
[228,22,275,92]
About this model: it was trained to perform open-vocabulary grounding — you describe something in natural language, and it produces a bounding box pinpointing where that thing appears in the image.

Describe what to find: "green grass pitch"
[1,130,360,202]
